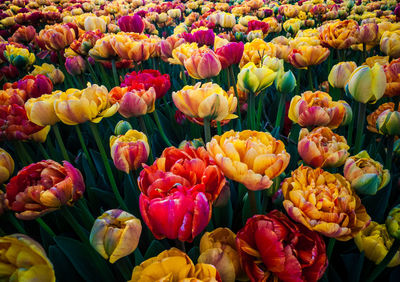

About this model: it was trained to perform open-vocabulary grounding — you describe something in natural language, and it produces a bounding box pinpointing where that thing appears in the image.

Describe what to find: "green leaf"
[87,187,117,208]
[89,149,108,187]
[144,240,166,260]
[213,199,233,229]
[49,245,81,282]
[134,249,144,265]
[54,236,114,282]
[242,193,251,226]
[123,174,140,216]
[341,252,364,282]
[188,247,200,264]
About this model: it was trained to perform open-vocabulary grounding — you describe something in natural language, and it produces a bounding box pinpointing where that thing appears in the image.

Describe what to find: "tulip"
[283,18,302,35]
[70,30,104,56]
[237,62,277,94]
[109,86,155,118]
[364,56,389,68]
[328,61,358,88]
[159,35,185,62]
[130,248,221,281]
[15,74,53,99]
[376,109,400,136]
[110,33,155,62]
[65,55,86,76]
[9,25,36,44]
[110,130,149,173]
[218,13,236,28]
[0,234,55,281]
[298,127,350,168]
[380,30,400,59]
[89,34,118,61]
[246,30,263,41]
[262,56,284,72]
[6,160,85,220]
[236,210,327,282]
[84,16,106,32]
[345,63,387,104]
[215,42,244,69]
[54,84,118,125]
[122,70,171,99]
[367,103,399,134]
[288,45,330,69]
[206,130,290,191]
[240,39,276,67]
[0,88,27,106]
[118,14,144,33]
[358,23,379,45]
[38,23,77,51]
[319,20,360,49]
[0,148,14,184]
[183,47,222,80]
[29,126,51,143]
[139,145,225,242]
[3,45,35,69]
[288,91,351,129]
[31,63,65,85]
[355,222,400,267]
[275,69,296,93]
[384,58,400,97]
[114,120,132,136]
[282,166,370,241]
[90,209,142,263]
[185,29,215,47]
[344,150,390,195]
[25,92,60,126]
[386,204,400,240]
[199,228,245,282]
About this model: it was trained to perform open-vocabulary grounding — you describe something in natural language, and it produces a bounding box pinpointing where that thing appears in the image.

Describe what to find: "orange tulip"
[384,58,400,97]
[288,45,330,69]
[37,23,77,51]
[319,20,360,49]
[184,48,222,80]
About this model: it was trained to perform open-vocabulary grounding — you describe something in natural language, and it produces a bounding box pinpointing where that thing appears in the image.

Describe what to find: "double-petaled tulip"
[159,35,185,62]
[288,45,330,69]
[121,70,171,100]
[237,62,277,94]
[236,210,327,282]
[376,109,400,136]
[289,91,352,129]
[54,84,118,125]
[14,74,53,99]
[344,151,390,195]
[3,45,35,69]
[364,56,389,68]
[9,25,36,44]
[118,14,145,33]
[65,55,86,76]
[384,58,400,97]
[139,145,225,242]
[319,20,360,49]
[70,30,104,56]
[282,166,370,241]
[345,63,387,104]
[184,47,222,80]
[109,85,155,118]
[206,130,290,191]
[89,34,118,61]
[5,160,85,220]
[172,82,237,122]
[30,63,65,85]
[0,88,27,106]
[218,13,236,28]
[328,61,358,88]
[110,130,149,173]
[90,209,142,264]
[169,42,198,65]
[130,248,221,281]
[380,30,400,59]
[355,222,400,267]
[199,228,245,282]
[0,148,14,184]
[358,23,379,45]
[283,18,302,35]
[110,33,155,62]
[298,127,350,168]
[387,204,400,240]
[84,16,106,33]
[215,42,244,70]
[38,23,77,51]
[25,92,60,126]
[183,29,215,47]
[240,39,276,67]
[0,104,43,141]
[0,234,55,281]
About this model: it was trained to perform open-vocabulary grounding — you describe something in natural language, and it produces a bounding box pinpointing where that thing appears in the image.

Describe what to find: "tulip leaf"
[87,187,117,208]
[123,174,140,216]
[340,252,364,282]
[242,193,252,226]
[134,249,144,265]
[188,247,200,264]
[49,245,81,282]
[81,155,97,188]
[362,180,393,223]
[213,199,233,228]
[144,240,166,260]
[54,236,114,282]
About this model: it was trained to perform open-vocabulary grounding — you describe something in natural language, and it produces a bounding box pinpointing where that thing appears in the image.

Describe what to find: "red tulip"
[121,69,171,99]
[0,65,19,80]
[236,210,328,282]
[247,20,270,35]
[118,15,145,33]
[215,42,244,69]
[9,75,53,99]
[182,29,215,47]
[6,160,85,220]
[9,26,36,44]
[138,145,225,242]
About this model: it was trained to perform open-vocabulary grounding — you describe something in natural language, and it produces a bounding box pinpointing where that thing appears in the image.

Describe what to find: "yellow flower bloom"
[169,42,199,65]
[4,45,35,69]
[288,45,330,69]
[0,148,14,184]
[84,16,107,32]
[0,234,55,282]
[54,84,118,125]
[328,61,358,88]
[237,62,277,94]
[380,30,400,59]
[206,130,290,191]
[25,92,61,126]
[240,38,276,67]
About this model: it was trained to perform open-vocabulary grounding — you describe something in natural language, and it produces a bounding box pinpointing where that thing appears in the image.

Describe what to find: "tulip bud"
[262,56,283,72]
[238,62,277,95]
[49,68,65,84]
[328,61,357,89]
[275,69,296,93]
[90,209,142,264]
[178,138,205,149]
[84,16,106,33]
[376,109,400,136]
[0,148,14,184]
[114,120,132,135]
[65,55,86,76]
[387,204,400,240]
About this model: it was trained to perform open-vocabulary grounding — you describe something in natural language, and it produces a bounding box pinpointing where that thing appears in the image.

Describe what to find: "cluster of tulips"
[1,0,400,281]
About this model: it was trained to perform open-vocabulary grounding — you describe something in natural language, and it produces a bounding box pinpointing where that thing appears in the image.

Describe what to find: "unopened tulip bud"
[376,109,400,136]
[114,120,132,135]
[386,204,400,240]
[328,61,357,89]
[65,56,86,76]
[275,69,296,93]
[0,148,14,184]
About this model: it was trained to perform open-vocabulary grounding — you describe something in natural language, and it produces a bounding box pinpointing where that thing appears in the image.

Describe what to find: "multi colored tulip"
[328,61,358,89]
[288,45,330,69]
[0,148,14,184]
[237,62,277,94]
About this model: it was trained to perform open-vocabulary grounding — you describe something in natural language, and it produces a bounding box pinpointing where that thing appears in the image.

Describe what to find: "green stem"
[75,125,96,172]
[16,141,33,164]
[36,218,56,237]
[111,59,119,87]
[152,111,172,147]
[61,207,88,243]
[296,69,301,95]
[53,124,70,162]
[38,143,50,159]
[217,121,222,135]
[203,118,211,143]
[175,240,186,252]
[367,238,400,282]
[138,116,154,164]
[256,91,265,130]
[97,62,111,90]
[115,258,132,281]
[229,66,242,124]
[385,136,394,171]
[89,122,128,211]
[6,212,26,234]
[327,238,336,261]
[86,59,100,85]
[307,67,314,91]
[354,102,367,153]
[180,65,187,86]
[275,92,287,130]
[248,93,256,130]
[248,190,258,215]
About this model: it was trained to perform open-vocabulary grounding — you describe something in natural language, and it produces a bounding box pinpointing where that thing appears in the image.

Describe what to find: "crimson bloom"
[118,14,145,33]
[247,20,270,34]
[138,144,225,242]
[236,210,328,282]
[6,75,53,99]
[121,70,171,99]
[215,42,244,69]
[182,29,215,47]
[6,160,85,220]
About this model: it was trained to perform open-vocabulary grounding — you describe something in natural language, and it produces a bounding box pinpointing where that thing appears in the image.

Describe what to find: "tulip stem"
[307,67,314,91]
[138,116,154,164]
[36,218,56,237]
[248,190,258,215]
[275,92,287,131]
[15,141,33,165]
[256,91,265,130]
[152,111,173,147]
[89,122,129,211]
[327,238,336,261]
[296,69,301,95]
[97,62,111,90]
[229,66,242,126]
[354,102,367,153]
[53,124,70,162]
[175,240,186,252]
[203,118,211,143]
[367,238,400,282]
[75,125,96,173]
[111,59,119,87]
[248,93,256,130]
[180,65,187,86]
[386,136,394,171]
[217,121,222,135]
[6,212,26,234]
[61,207,88,243]
[38,143,50,159]
[115,258,132,281]
[86,59,100,85]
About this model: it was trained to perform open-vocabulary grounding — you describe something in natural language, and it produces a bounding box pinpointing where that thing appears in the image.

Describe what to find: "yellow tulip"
[169,42,199,65]
[380,30,400,59]
[0,148,14,184]
[237,62,277,94]
[84,16,106,32]
[25,92,61,126]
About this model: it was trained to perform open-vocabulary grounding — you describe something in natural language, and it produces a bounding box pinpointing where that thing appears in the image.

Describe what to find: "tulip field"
[1,0,400,281]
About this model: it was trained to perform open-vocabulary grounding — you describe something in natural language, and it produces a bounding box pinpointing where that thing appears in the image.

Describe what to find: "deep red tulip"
[215,42,244,69]
[236,210,328,282]
[15,75,53,99]
[118,15,145,33]
[247,20,270,35]
[138,145,225,242]
[182,29,215,47]
[0,65,19,80]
